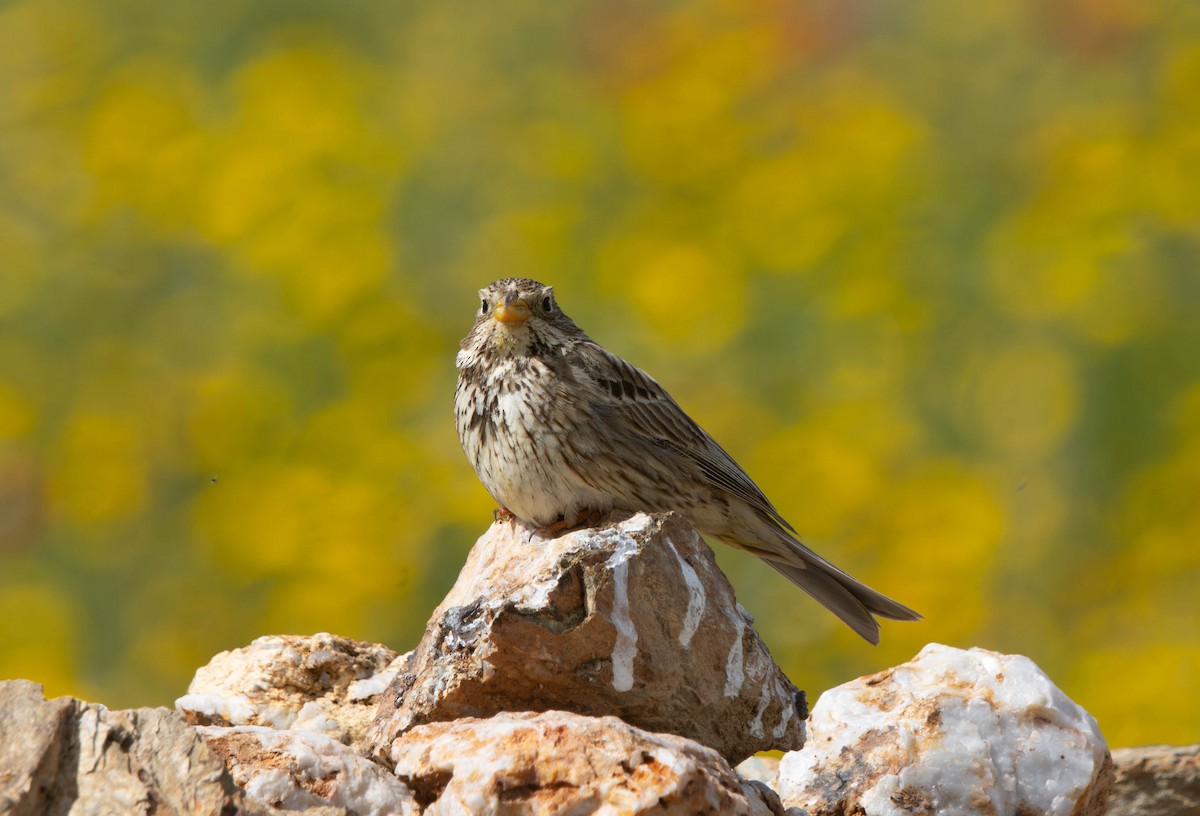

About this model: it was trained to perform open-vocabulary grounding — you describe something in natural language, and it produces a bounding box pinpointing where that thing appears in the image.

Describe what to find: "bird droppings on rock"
[456,276,920,644]
[665,534,707,648]
[7,516,1178,815]
[367,511,806,765]
[778,643,1114,816]
[602,525,641,692]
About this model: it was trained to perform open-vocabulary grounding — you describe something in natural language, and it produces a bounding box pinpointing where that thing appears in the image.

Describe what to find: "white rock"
[779,643,1114,816]
[199,725,418,815]
[176,632,404,754]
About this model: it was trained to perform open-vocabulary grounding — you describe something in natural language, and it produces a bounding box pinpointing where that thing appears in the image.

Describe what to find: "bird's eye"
[481,299,490,313]
[542,296,553,313]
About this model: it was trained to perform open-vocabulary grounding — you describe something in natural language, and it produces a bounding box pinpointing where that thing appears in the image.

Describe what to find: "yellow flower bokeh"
[0,0,1197,749]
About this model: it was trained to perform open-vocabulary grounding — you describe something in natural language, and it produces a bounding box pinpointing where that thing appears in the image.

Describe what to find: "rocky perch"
[1,512,1195,815]
[367,512,805,765]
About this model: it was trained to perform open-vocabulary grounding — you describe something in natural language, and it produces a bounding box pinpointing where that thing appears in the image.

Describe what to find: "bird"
[454,277,920,644]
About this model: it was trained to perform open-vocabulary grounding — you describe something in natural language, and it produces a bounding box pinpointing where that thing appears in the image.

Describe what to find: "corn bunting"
[455,277,920,643]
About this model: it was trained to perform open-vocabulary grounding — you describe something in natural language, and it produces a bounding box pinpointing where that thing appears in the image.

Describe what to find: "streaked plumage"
[455,277,920,644]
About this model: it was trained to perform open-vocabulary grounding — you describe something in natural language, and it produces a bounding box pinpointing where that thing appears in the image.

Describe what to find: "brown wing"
[571,340,797,534]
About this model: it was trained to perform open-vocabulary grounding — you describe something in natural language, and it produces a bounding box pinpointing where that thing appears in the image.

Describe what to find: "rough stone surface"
[177,633,403,753]
[0,678,256,816]
[198,725,418,815]
[0,679,75,814]
[778,643,1114,816]
[736,755,781,791]
[385,709,787,815]
[369,512,806,765]
[1108,744,1200,816]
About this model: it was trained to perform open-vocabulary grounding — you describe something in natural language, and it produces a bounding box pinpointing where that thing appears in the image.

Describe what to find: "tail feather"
[758,538,921,645]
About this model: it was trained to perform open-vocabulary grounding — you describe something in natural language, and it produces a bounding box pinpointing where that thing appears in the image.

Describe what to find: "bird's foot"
[493,506,516,524]
[538,508,610,538]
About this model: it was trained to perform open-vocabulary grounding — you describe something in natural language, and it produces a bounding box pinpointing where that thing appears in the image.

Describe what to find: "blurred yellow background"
[1,0,1197,747]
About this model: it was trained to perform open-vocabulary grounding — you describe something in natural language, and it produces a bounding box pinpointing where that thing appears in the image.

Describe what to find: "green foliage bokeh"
[1,0,1198,747]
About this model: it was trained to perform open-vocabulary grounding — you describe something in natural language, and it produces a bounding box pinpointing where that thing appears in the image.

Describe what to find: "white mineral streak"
[779,643,1111,816]
[175,633,399,753]
[602,525,642,692]
[744,641,795,741]
[175,692,295,730]
[666,535,707,648]
[290,700,343,739]
[369,512,805,763]
[723,606,746,697]
[241,768,302,810]
[303,648,336,667]
[201,726,416,815]
[772,676,795,739]
[610,559,636,691]
[748,676,772,740]
[512,568,561,611]
[346,662,401,702]
[388,711,782,816]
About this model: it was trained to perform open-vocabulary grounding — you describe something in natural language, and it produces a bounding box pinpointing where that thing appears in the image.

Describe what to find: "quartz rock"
[385,709,787,815]
[778,643,1113,816]
[368,512,806,764]
[198,725,418,815]
[177,633,403,753]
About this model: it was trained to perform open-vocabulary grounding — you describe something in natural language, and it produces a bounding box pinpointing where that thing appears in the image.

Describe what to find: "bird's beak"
[493,296,531,324]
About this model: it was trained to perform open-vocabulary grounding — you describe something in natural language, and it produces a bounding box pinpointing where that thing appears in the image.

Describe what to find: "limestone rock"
[0,679,75,813]
[177,633,403,753]
[198,725,418,815]
[778,644,1114,816]
[368,512,806,765]
[0,678,253,816]
[385,709,786,815]
[1108,744,1200,816]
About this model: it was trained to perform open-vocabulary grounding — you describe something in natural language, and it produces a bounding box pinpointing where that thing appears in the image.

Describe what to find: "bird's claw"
[538,508,609,538]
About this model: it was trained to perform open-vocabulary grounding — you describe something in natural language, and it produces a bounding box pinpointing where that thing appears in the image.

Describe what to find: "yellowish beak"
[493,299,531,324]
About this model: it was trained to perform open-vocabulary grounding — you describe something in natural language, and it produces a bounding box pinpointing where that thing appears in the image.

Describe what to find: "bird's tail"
[758,535,921,645]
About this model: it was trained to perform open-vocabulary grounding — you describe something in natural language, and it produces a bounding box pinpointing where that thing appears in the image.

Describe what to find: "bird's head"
[461,278,585,356]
